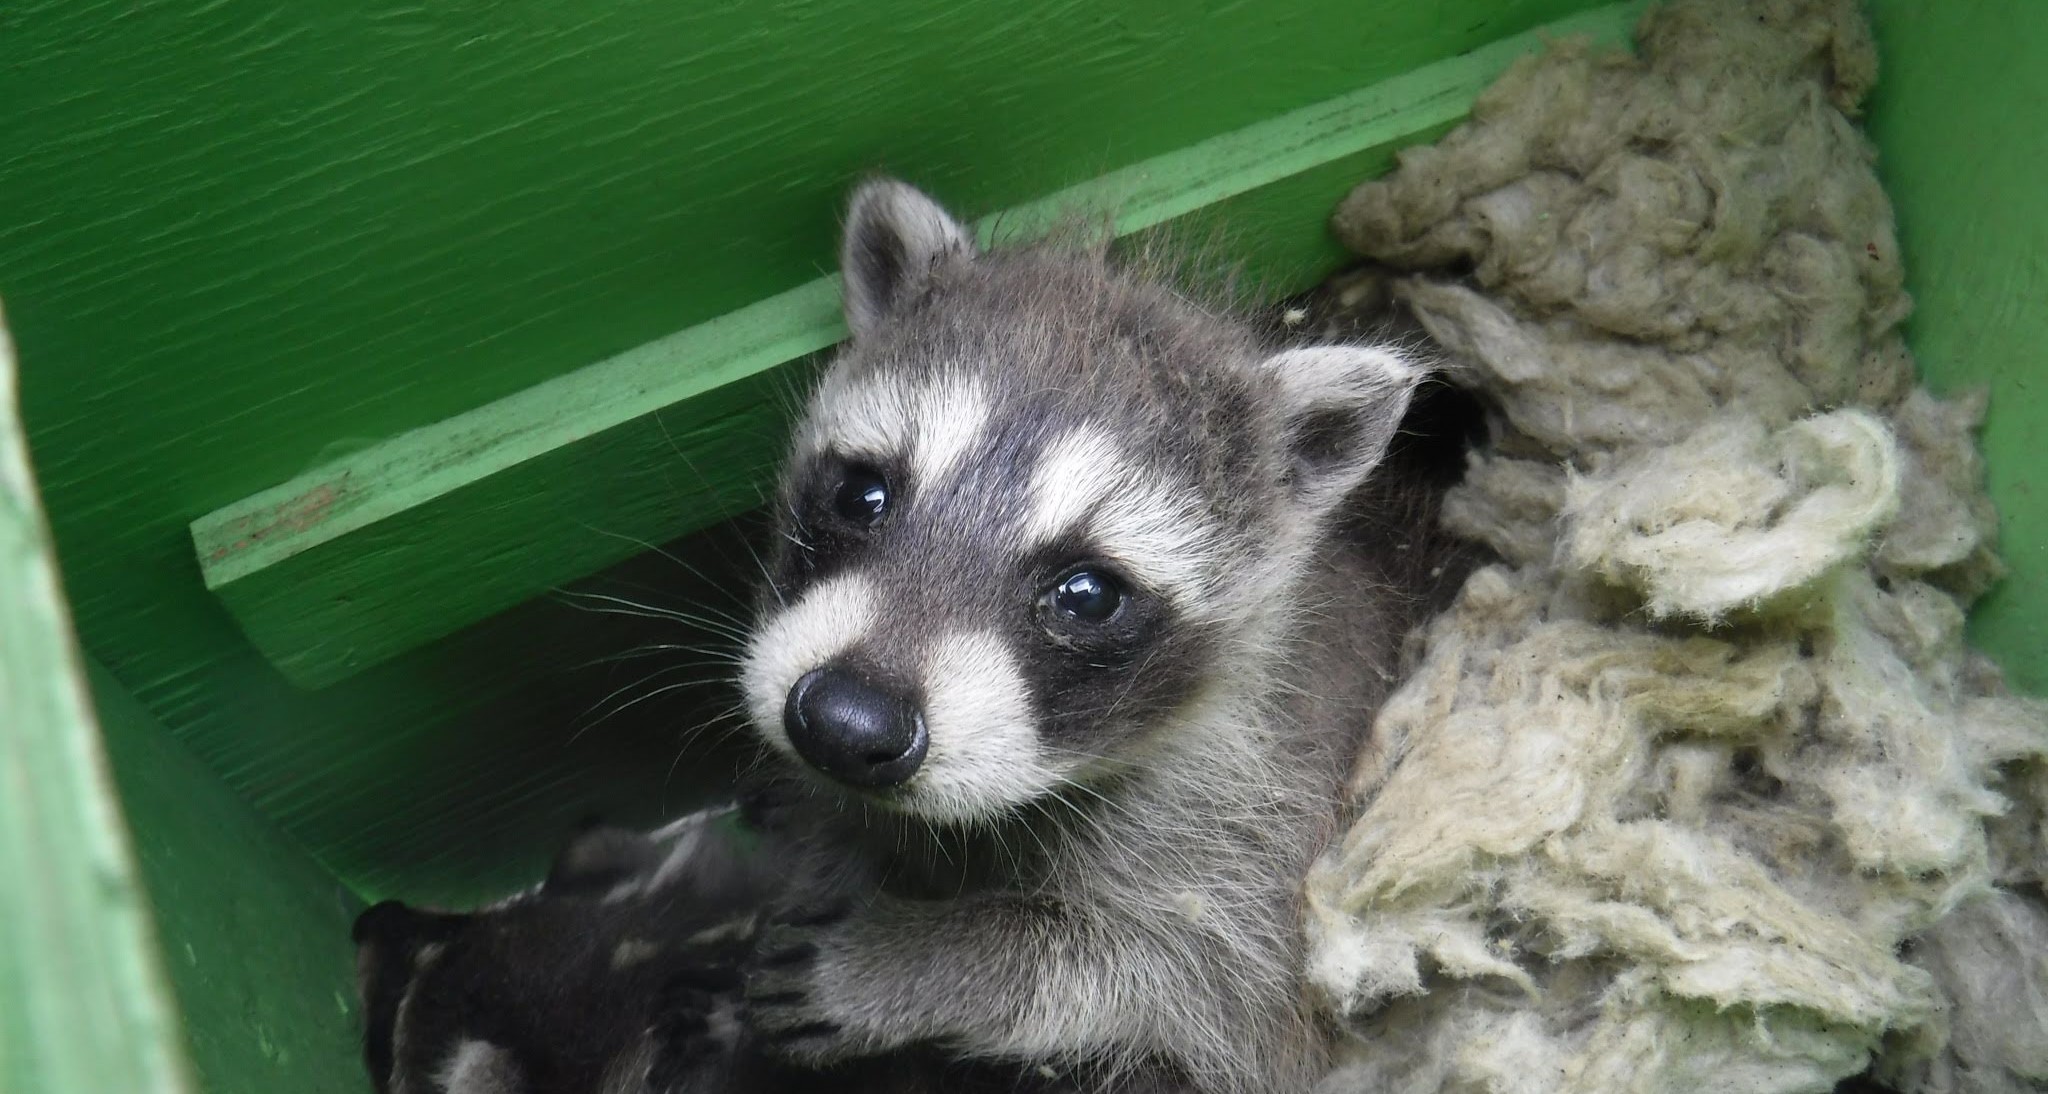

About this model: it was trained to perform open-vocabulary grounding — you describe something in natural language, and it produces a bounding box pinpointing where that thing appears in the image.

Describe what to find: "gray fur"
[354,804,1109,1094]
[353,807,775,1094]
[737,180,1460,1094]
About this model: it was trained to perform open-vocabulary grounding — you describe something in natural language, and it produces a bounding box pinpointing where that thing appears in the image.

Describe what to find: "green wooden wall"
[1,0,1616,904]
[1867,0,2048,694]
[0,306,191,1094]
[91,661,366,1094]
[3,1,2046,1088]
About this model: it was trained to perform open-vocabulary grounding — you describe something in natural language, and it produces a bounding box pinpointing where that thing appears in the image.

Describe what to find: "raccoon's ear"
[1259,345,1422,514]
[840,178,976,339]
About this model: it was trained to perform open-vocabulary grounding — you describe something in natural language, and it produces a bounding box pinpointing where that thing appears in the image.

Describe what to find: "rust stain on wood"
[205,481,346,564]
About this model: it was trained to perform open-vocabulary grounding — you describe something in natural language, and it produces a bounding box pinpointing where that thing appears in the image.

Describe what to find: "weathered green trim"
[0,301,193,1094]
[192,2,1645,689]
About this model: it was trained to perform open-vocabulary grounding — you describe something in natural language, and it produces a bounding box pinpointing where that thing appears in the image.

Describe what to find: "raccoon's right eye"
[1047,568,1125,624]
[831,466,890,527]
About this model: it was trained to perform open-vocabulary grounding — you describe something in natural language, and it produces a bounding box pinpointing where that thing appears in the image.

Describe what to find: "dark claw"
[779,903,850,928]
[666,962,745,992]
[758,942,816,967]
[651,977,734,1067]
[739,898,866,1062]
[765,1020,842,1044]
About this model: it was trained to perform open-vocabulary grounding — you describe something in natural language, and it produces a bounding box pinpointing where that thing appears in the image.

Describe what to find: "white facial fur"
[1023,423,1222,612]
[907,630,1062,823]
[799,370,990,493]
[739,571,877,759]
[741,564,1061,820]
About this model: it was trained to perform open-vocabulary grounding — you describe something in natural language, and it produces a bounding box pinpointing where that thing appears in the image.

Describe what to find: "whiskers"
[660,699,755,791]
[549,580,755,763]
[551,587,752,641]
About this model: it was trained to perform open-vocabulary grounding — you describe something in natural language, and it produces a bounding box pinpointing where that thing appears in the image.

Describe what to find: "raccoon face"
[738,179,1420,825]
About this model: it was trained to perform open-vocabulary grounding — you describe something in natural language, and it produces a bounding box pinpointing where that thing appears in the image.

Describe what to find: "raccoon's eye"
[1048,569,1124,624]
[831,466,890,527]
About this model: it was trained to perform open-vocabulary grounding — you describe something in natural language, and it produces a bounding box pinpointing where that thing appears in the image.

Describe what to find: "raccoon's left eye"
[1048,569,1124,624]
[832,466,890,527]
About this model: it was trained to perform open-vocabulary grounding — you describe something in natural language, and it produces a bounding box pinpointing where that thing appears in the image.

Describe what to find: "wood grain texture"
[1867,0,2048,693]
[90,660,367,1094]
[4,0,1614,902]
[191,0,1645,689]
[0,304,191,1094]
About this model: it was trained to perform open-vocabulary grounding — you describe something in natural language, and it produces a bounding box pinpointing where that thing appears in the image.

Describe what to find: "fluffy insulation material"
[1300,1,2048,1092]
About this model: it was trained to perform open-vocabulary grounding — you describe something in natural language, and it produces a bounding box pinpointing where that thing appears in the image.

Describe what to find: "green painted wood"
[0,5,2037,1074]
[88,659,368,1094]
[2,0,1624,904]
[0,304,192,1094]
[195,361,808,689]
[193,1,1646,690]
[1866,0,2048,694]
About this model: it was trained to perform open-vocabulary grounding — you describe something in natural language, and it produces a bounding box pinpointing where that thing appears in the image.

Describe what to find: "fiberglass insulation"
[1299,1,2048,1091]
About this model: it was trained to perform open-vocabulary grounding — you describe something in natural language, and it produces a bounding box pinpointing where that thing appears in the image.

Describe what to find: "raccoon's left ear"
[840,177,977,339]
[1259,344,1422,514]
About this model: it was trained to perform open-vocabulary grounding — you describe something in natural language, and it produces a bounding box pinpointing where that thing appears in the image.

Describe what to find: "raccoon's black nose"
[783,668,928,789]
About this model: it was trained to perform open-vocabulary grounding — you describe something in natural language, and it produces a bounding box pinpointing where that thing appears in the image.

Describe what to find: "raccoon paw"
[648,976,744,1088]
[743,902,855,1062]
[650,987,721,1061]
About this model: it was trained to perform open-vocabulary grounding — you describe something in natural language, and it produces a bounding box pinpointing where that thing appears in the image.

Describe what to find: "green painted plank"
[1867,0,2048,693]
[88,659,368,1094]
[0,302,192,1094]
[3,0,1618,905]
[193,1,1646,689]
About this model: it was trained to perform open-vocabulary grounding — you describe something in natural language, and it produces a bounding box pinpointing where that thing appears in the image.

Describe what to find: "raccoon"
[734,179,1461,1094]
[353,804,1094,1094]
[351,806,781,1094]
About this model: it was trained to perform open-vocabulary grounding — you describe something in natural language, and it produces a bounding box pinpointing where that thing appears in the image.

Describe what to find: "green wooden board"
[190,2,1647,690]
[1,4,2044,1081]
[13,0,2042,931]
[0,305,191,1094]
[3,0,1622,900]
[1867,0,2048,693]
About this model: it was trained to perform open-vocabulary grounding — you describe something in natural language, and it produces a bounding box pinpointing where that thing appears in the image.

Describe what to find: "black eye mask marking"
[774,455,905,594]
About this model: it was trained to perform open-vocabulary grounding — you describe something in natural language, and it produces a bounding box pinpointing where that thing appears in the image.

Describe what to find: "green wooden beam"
[192,2,1643,689]
[0,301,193,1094]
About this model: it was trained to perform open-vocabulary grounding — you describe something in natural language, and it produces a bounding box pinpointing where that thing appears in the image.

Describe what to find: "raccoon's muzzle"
[783,666,929,788]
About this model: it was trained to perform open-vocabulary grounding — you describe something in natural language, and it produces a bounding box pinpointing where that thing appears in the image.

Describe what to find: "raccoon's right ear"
[1259,344,1423,515]
[840,178,977,339]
